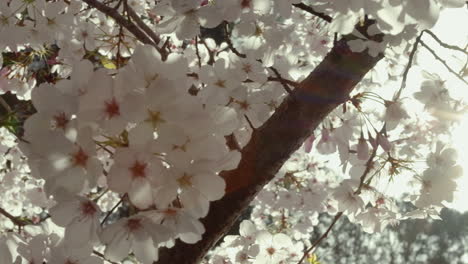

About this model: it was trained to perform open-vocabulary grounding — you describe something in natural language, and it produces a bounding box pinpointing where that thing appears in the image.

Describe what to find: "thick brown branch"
[155,22,384,264]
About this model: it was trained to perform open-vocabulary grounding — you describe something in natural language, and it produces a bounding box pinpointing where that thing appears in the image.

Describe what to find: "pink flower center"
[241,0,251,8]
[80,201,97,216]
[266,247,276,255]
[126,218,142,231]
[177,173,193,187]
[129,160,147,178]
[104,97,120,118]
[163,208,178,217]
[72,148,89,167]
[52,112,69,130]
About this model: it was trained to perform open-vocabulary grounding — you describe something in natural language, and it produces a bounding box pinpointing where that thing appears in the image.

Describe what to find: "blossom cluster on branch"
[0,0,467,264]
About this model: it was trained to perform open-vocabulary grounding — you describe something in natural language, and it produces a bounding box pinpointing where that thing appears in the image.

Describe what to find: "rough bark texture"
[156,25,384,264]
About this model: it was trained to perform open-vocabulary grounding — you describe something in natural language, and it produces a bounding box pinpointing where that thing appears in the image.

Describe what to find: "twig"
[225,133,241,152]
[265,77,301,89]
[298,137,379,264]
[100,196,124,226]
[81,0,157,47]
[297,212,343,264]
[460,44,468,75]
[0,96,12,113]
[195,37,202,68]
[394,31,423,101]
[244,114,256,130]
[93,250,119,264]
[124,2,162,47]
[0,207,25,227]
[292,3,332,23]
[200,37,215,65]
[224,22,246,58]
[161,37,171,53]
[420,40,468,86]
[269,67,294,95]
[423,30,468,55]
[354,143,378,195]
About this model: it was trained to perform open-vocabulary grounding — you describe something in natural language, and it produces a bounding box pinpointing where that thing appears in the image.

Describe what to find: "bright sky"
[428,7,468,212]
[352,7,468,212]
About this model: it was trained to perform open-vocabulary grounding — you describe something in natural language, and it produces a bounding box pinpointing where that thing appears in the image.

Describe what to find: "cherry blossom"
[253,231,293,264]
[100,214,171,264]
[49,192,102,248]
[0,1,467,263]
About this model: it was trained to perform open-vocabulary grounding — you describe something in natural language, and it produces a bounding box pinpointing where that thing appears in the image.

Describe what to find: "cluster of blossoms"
[209,220,304,264]
[0,0,467,263]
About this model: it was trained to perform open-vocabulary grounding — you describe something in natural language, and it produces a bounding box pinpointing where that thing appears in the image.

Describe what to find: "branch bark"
[155,22,384,264]
[82,0,153,44]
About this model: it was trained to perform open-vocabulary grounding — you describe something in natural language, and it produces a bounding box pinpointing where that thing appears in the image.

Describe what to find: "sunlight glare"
[446,115,468,213]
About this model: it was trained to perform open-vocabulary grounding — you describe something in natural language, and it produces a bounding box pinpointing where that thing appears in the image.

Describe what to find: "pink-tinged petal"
[179,231,203,244]
[100,220,124,244]
[192,173,225,201]
[128,123,154,149]
[0,240,12,264]
[177,216,205,244]
[272,233,292,247]
[49,201,79,227]
[180,188,209,218]
[153,185,178,209]
[104,229,131,262]
[132,232,157,264]
[255,231,272,245]
[107,165,132,194]
[330,13,358,35]
[239,220,256,237]
[129,177,153,209]
[65,216,95,247]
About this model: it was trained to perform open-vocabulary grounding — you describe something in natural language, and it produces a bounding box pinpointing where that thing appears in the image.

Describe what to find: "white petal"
[104,229,131,262]
[129,177,153,209]
[132,233,157,264]
[192,174,225,201]
[107,165,132,194]
[180,188,209,218]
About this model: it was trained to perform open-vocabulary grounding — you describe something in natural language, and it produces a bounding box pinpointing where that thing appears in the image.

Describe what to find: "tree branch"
[0,207,25,227]
[81,0,157,48]
[269,66,294,95]
[423,30,468,55]
[394,31,423,101]
[292,3,332,23]
[124,1,162,46]
[420,40,468,86]
[155,21,384,264]
[297,137,379,264]
[297,212,343,264]
[224,22,246,58]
